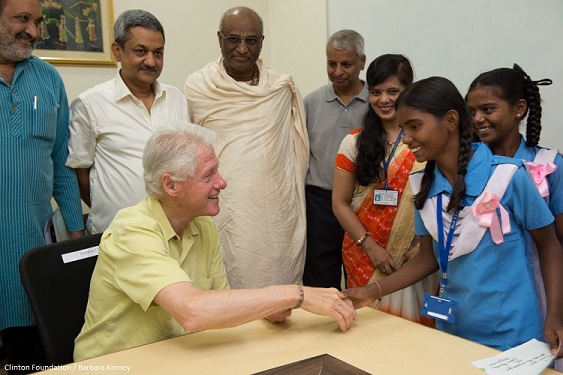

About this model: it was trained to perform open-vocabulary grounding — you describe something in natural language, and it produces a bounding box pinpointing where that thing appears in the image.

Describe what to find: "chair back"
[19,233,102,365]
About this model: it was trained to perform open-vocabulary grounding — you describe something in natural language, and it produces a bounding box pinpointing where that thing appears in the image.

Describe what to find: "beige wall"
[53,0,329,103]
[48,0,330,214]
[47,0,563,149]
[268,0,328,97]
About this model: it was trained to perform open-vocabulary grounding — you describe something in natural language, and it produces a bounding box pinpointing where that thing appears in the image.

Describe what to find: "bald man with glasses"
[184,6,309,290]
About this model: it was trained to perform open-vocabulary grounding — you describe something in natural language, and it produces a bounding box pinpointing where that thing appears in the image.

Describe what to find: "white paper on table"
[471,339,557,375]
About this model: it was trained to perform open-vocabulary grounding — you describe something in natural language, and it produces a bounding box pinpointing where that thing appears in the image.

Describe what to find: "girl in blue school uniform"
[466,64,562,245]
[344,76,563,356]
[466,64,563,369]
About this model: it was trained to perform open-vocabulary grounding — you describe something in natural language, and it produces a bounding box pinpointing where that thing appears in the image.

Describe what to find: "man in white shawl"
[184,7,309,289]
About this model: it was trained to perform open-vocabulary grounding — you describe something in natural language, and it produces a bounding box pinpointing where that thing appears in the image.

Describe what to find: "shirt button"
[12,106,17,111]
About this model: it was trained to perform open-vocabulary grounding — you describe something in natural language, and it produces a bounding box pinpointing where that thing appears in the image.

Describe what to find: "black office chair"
[19,233,102,365]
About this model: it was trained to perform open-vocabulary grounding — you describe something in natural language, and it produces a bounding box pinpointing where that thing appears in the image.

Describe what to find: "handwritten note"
[471,339,557,375]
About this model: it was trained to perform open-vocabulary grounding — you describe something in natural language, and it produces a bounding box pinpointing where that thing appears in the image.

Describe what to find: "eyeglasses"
[220,32,262,47]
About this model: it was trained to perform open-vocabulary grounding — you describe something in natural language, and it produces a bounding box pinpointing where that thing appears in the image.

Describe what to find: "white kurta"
[184,58,309,289]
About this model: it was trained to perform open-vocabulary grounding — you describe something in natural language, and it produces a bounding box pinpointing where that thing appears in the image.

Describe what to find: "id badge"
[420,293,457,323]
[373,189,399,206]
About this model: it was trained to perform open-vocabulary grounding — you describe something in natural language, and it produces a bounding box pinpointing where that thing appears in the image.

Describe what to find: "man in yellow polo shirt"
[74,122,356,361]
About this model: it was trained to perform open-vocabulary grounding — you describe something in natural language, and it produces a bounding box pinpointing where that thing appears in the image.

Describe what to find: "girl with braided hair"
[466,64,563,368]
[466,64,561,246]
[344,76,563,355]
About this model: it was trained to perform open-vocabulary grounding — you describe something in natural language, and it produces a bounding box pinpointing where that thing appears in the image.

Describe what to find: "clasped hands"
[266,286,357,331]
[344,242,421,309]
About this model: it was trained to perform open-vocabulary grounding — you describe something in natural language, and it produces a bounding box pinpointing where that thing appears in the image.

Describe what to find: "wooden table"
[38,308,558,374]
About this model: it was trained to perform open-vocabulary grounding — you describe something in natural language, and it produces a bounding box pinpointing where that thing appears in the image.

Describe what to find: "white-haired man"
[74,122,356,361]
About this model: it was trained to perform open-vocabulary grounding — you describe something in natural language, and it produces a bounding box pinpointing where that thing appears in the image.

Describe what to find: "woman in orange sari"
[333,54,437,325]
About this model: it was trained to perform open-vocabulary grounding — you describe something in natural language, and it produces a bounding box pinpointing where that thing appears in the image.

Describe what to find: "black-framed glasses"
[220,32,262,47]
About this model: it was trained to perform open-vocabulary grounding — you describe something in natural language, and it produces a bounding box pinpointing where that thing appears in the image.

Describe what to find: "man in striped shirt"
[0,0,84,372]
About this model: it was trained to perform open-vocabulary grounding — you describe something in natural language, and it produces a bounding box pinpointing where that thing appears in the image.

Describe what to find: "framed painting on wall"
[33,0,116,66]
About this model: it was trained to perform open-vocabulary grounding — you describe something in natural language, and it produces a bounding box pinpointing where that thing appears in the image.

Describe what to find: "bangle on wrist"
[355,232,370,247]
[293,283,304,309]
[374,281,382,302]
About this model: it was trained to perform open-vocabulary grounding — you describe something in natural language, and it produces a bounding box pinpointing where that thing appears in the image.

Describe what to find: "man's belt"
[306,185,332,200]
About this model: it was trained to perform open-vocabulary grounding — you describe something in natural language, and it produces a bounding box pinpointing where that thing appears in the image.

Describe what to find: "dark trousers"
[2,326,47,374]
[303,187,345,290]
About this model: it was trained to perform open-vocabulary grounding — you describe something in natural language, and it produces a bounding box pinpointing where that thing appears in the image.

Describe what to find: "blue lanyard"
[382,130,403,190]
[436,193,459,296]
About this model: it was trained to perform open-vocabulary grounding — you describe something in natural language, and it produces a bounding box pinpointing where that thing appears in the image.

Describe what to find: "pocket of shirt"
[32,105,58,141]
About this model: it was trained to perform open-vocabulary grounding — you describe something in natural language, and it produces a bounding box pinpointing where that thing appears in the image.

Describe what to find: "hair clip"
[512,63,528,78]
[513,63,552,87]
[532,78,553,86]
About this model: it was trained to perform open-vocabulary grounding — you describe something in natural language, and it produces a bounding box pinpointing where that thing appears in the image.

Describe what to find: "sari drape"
[340,140,437,325]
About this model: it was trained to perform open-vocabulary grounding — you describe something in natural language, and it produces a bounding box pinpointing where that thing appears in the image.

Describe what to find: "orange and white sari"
[336,129,437,325]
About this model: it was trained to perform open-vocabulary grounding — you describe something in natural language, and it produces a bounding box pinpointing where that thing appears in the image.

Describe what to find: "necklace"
[384,132,403,146]
[223,61,260,86]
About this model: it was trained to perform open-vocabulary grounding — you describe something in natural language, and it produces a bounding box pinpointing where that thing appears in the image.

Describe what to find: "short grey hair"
[327,29,365,58]
[219,6,263,35]
[114,9,164,47]
[143,122,216,199]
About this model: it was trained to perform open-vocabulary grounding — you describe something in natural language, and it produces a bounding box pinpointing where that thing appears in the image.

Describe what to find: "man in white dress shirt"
[66,9,188,233]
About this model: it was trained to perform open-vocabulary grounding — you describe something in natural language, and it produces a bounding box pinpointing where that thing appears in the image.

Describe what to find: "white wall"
[50,0,328,102]
[327,0,563,150]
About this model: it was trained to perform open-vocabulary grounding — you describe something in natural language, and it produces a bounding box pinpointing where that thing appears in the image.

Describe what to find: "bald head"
[219,7,263,35]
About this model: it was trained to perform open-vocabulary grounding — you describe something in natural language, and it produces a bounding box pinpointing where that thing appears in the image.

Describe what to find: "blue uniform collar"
[513,136,536,159]
[427,142,495,198]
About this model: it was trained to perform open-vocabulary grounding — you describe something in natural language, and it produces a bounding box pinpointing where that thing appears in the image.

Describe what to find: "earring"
[516,113,521,118]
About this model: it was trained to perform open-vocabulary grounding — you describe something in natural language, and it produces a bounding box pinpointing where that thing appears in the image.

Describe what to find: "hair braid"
[447,107,472,213]
[524,81,542,147]
[413,161,435,210]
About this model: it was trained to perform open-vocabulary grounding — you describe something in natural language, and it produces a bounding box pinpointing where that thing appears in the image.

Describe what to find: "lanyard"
[436,193,459,297]
[382,130,403,190]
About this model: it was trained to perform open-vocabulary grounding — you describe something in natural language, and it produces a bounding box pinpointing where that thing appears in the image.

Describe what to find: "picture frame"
[33,0,116,66]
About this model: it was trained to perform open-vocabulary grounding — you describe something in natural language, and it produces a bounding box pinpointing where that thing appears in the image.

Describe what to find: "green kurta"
[0,56,83,330]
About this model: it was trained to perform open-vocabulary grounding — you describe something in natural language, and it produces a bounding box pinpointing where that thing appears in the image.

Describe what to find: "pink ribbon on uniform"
[527,161,557,198]
[471,192,511,244]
